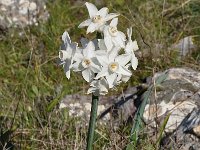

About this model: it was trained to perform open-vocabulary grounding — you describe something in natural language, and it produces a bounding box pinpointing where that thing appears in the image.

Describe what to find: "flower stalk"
[86,94,99,150]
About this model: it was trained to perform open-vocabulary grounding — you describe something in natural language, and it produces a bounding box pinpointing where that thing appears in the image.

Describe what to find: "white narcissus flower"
[78,2,119,34]
[95,50,132,88]
[125,27,139,70]
[73,41,101,82]
[103,18,126,51]
[59,31,77,79]
[87,77,109,96]
[117,63,132,83]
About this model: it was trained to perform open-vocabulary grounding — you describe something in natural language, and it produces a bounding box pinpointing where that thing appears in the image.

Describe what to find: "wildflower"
[124,27,139,70]
[73,41,101,82]
[59,31,77,79]
[78,2,119,34]
[103,18,126,51]
[87,77,109,96]
[95,50,131,88]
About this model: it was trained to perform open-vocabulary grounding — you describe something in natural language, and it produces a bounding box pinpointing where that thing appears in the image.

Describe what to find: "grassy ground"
[0,0,200,149]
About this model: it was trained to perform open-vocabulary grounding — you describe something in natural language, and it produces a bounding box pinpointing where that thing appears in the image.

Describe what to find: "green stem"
[86,94,99,150]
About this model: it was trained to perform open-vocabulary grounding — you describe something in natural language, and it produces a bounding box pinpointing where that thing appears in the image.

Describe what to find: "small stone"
[76,110,84,117]
[69,109,75,116]
[84,103,91,111]
[193,125,200,137]
[19,7,28,15]
[29,2,37,11]
[73,102,81,108]
[0,0,14,6]
[59,103,67,109]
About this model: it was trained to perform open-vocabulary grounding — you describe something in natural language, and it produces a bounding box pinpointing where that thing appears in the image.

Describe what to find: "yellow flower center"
[108,26,118,36]
[109,62,119,72]
[82,59,91,68]
[92,15,102,23]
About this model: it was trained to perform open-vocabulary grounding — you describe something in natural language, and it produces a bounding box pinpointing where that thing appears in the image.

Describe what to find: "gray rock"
[144,68,200,131]
[59,86,140,126]
[143,68,200,149]
[161,108,200,150]
[0,0,49,29]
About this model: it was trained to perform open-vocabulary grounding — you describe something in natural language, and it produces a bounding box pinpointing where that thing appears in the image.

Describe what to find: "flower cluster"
[59,2,139,96]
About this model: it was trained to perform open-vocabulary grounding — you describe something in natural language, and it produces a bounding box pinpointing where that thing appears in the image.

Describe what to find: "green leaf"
[126,72,168,149]
[46,91,64,112]
[116,0,125,5]
[32,85,39,96]
[46,98,59,112]
[156,113,171,148]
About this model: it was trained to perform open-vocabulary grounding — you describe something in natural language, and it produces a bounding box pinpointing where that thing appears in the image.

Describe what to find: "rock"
[59,93,113,124]
[0,0,49,29]
[59,86,141,126]
[143,68,200,131]
[143,68,200,149]
[143,100,197,132]
[161,108,200,149]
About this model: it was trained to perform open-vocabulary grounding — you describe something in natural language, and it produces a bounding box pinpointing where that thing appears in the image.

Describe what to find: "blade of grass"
[156,112,171,148]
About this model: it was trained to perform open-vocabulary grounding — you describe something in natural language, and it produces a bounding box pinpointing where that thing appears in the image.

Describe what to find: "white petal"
[99,84,108,93]
[100,78,109,88]
[87,87,96,94]
[131,55,138,70]
[83,41,95,58]
[125,41,138,53]
[103,25,110,36]
[110,18,118,27]
[72,61,82,72]
[113,36,125,48]
[132,40,139,51]
[59,50,70,60]
[125,42,133,53]
[97,7,108,18]
[90,62,101,73]
[95,67,109,79]
[108,48,118,62]
[98,39,107,50]
[104,36,113,51]
[116,65,132,76]
[106,73,117,88]
[87,23,98,34]
[118,31,126,41]
[78,19,92,28]
[98,24,106,32]
[91,57,101,66]
[104,13,119,22]
[85,2,98,18]
[82,69,93,82]
[63,59,72,79]
[62,31,71,44]
[95,50,108,66]
[115,54,131,66]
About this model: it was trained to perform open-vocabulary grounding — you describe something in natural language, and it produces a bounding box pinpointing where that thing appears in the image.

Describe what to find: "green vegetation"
[0,0,200,149]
